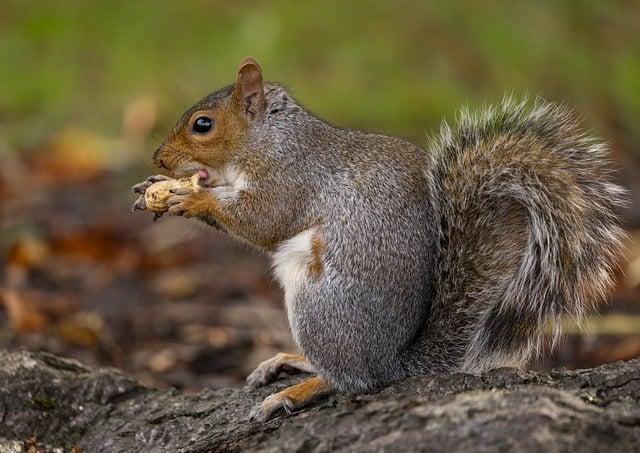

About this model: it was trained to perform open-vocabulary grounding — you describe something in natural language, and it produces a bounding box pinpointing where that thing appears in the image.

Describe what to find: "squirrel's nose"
[152,145,168,170]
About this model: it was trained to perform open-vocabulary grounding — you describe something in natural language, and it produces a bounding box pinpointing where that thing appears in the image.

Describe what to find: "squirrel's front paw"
[166,189,212,219]
[131,174,172,212]
[132,174,202,219]
[132,174,172,196]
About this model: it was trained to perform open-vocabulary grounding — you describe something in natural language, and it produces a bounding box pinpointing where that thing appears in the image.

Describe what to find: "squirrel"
[132,57,627,421]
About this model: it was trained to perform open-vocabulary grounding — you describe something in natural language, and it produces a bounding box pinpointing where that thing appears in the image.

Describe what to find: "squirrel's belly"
[270,225,430,391]
[271,228,323,339]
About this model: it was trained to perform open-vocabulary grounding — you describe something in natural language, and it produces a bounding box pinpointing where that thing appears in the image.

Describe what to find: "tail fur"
[429,97,627,372]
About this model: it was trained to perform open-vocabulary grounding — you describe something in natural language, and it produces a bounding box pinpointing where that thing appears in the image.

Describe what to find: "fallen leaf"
[57,312,104,347]
[7,233,50,268]
[151,269,204,300]
[29,130,117,183]
[0,288,49,333]
[148,348,178,373]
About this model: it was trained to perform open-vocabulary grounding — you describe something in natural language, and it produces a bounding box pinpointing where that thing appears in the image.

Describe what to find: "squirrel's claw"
[246,353,314,389]
[249,393,295,422]
[132,174,176,215]
[248,376,329,422]
[246,355,285,388]
[131,195,147,212]
[132,182,149,195]
[246,366,274,389]
[131,174,172,194]
[166,190,196,217]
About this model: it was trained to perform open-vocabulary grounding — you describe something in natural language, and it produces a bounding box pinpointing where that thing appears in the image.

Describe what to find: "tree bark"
[1,350,639,452]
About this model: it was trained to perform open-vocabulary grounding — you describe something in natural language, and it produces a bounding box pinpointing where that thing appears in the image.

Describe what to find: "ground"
[1,350,639,452]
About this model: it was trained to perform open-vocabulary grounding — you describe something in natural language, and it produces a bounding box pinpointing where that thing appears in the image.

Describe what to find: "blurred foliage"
[1,0,640,390]
[0,0,639,153]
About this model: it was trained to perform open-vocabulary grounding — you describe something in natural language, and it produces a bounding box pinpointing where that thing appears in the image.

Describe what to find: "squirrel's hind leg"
[246,352,315,388]
[249,376,331,422]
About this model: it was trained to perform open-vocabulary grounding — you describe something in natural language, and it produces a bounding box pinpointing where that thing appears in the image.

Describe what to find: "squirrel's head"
[153,57,267,178]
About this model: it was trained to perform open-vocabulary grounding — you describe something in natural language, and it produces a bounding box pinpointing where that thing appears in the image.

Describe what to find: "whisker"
[151,136,182,154]
[164,221,197,248]
[175,81,187,109]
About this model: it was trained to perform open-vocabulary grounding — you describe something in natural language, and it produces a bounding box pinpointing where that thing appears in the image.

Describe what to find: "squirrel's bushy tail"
[429,98,627,372]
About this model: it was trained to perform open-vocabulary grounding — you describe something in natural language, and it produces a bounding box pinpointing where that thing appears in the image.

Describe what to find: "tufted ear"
[233,57,266,120]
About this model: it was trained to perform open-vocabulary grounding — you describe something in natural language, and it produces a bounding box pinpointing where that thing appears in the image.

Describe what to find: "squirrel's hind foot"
[246,352,315,388]
[249,376,330,422]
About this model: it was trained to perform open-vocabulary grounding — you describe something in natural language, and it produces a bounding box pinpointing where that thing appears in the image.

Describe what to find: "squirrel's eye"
[192,116,214,134]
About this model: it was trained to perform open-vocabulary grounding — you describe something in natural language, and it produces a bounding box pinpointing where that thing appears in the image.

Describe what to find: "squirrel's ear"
[233,57,266,120]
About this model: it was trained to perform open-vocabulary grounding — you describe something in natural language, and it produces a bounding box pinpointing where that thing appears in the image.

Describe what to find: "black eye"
[192,116,214,134]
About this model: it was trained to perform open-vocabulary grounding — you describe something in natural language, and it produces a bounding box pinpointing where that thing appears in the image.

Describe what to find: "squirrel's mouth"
[171,162,235,189]
[171,161,210,181]
[196,169,210,186]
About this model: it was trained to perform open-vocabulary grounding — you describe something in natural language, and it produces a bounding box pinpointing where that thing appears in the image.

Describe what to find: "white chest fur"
[209,165,249,201]
[272,228,316,321]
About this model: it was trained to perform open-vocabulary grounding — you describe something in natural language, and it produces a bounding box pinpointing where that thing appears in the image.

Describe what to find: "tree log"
[1,350,639,452]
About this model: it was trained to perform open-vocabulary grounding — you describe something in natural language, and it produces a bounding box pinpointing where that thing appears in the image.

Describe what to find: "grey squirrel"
[132,57,627,421]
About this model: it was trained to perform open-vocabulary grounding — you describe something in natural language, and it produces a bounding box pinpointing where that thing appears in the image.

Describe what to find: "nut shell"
[144,174,199,213]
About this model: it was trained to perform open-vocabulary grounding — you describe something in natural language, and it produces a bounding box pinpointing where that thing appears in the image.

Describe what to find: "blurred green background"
[1,0,640,389]
[1,0,639,155]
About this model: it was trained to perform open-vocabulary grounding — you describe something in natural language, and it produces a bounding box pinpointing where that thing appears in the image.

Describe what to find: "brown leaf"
[50,229,140,272]
[57,312,104,347]
[0,288,49,333]
[29,130,112,183]
[6,233,50,269]
[148,348,178,373]
[23,289,81,318]
[151,269,204,300]
[23,437,40,453]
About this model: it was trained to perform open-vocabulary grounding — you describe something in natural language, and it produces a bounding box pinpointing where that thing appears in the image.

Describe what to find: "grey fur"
[161,85,627,393]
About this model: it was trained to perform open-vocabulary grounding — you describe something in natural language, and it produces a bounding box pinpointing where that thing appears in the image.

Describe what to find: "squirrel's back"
[404,98,627,374]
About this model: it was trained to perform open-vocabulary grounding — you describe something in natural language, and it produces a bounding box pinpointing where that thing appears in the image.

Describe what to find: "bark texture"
[1,350,639,452]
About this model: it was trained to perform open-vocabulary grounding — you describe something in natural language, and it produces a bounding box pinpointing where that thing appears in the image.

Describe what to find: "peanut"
[144,174,200,213]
